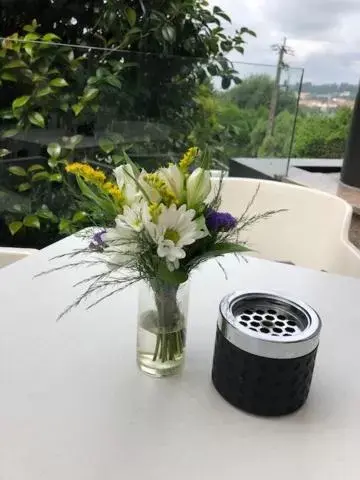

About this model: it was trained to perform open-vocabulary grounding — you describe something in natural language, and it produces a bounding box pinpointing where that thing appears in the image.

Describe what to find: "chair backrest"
[216,178,360,277]
[0,247,38,268]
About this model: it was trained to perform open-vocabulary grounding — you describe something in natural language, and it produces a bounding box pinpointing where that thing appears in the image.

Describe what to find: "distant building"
[299,95,354,112]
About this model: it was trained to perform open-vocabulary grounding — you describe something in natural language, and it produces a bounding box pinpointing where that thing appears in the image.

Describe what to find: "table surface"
[1,235,360,480]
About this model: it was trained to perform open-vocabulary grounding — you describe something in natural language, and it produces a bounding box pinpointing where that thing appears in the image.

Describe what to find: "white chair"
[216,177,360,278]
[210,170,228,178]
[0,247,38,268]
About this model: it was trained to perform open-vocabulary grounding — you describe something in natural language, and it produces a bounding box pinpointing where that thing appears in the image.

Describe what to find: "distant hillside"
[293,82,358,98]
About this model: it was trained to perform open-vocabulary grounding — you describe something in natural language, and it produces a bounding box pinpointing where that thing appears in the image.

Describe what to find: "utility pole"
[267,37,293,136]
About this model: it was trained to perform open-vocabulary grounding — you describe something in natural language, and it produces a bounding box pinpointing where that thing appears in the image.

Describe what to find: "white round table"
[0,235,359,479]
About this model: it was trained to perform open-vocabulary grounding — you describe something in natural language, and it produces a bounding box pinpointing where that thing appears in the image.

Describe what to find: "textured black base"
[212,327,318,416]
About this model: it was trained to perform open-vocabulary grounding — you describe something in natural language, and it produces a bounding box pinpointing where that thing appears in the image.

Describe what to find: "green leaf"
[13,108,22,120]
[87,76,98,85]
[96,67,109,78]
[122,150,140,176]
[23,215,40,229]
[158,262,188,285]
[83,88,99,102]
[8,166,27,177]
[59,103,69,112]
[220,40,233,52]
[161,25,176,43]
[188,243,251,268]
[72,211,88,223]
[18,182,32,192]
[23,24,35,33]
[72,103,84,116]
[24,33,40,41]
[32,171,49,182]
[199,146,212,170]
[28,112,45,128]
[24,44,34,57]
[0,148,10,157]
[27,164,44,173]
[213,6,231,23]
[240,27,256,37]
[99,137,115,154]
[221,76,231,90]
[36,208,58,222]
[49,78,69,88]
[63,134,83,149]
[207,64,220,76]
[49,173,62,182]
[42,33,61,42]
[0,109,14,120]
[59,218,71,233]
[2,128,19,138]
[8,221,23,235]
[12,95,30,109]
[36,86,52,97]
[125,7,137,27]
[1,71,17,82]
[127,27,142,36]
[47,143,61,158]
[106,76,122,89]
[112,154,124,165]
[47,157,58,168]
[4,59,27,69]
[76,176,115,215]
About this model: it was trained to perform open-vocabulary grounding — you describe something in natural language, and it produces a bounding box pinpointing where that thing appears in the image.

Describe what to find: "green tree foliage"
[189,84,261,162]
[214,76,352,160]
[258,111,294,158]
[0,5,255,247]
[293,107,352,158]
[223,74,297,113]
[0,5,255,160]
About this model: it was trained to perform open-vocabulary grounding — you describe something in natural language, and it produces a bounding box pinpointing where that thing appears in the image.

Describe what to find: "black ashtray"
[212,291,321,416]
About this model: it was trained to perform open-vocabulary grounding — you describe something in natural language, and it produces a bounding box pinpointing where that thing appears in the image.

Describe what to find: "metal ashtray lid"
[218,291,321,359]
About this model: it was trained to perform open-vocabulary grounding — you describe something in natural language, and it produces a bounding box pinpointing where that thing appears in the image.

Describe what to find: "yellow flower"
[149,202,162,222]
[65,162,106,186]
[102,181,124,203]
[66,162,125,207]
[143,172,176,206]
[179,147,199,173]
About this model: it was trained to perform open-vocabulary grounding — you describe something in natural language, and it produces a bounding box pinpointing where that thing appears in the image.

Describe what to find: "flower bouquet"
[49,147,274,377]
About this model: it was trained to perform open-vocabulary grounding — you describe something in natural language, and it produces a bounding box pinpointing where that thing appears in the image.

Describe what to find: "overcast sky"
[209,0,360,84]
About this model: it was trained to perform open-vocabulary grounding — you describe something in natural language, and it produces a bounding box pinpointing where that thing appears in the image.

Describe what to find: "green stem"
[152,334,160,361]
[148,282,187,364]
[162,332,167,363]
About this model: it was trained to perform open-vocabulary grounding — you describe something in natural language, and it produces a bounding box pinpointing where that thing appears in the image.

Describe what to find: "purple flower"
[206,209,237,232]
[90,229,106,249]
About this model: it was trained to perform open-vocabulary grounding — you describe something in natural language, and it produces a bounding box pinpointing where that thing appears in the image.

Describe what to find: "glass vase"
[137,280,189,377]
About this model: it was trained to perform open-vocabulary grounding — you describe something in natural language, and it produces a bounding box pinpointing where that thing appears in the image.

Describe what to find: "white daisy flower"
[116,201,145,232]
[102,218,138,265]
[145,204,209,270]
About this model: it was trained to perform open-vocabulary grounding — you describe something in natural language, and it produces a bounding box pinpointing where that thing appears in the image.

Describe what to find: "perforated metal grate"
[233,300,305,338]
[219,291,321,359]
